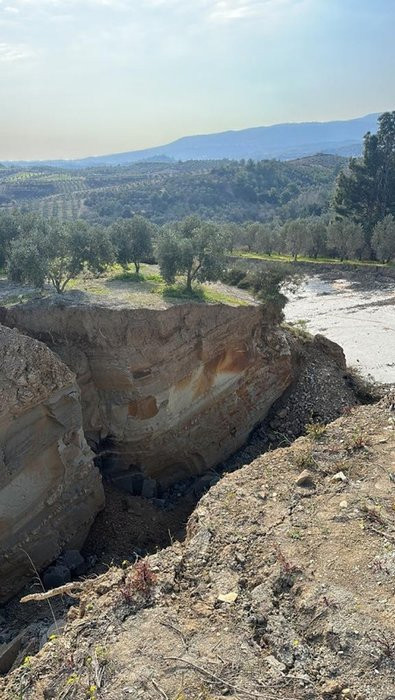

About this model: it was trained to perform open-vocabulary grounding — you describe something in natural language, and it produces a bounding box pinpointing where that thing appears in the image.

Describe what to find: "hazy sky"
[0,0,394,160]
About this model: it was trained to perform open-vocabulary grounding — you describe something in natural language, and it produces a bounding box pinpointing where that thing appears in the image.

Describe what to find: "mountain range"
[5,113,380,168]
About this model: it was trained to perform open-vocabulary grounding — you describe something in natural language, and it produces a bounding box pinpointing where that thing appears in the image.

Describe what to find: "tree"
[221,222,240,253]
[344,221,365,260]
[0,210,48,268]
[254,223,275,256]
[8,219,114,293]
[242,222,258,251]
[284,219,307,261]
[327,219,365,261]
[303,218,327,259]
[111,215,153,273]
[68,221,114,274]
[334,111,395,241]
[327,220,349,261]
[157,216,225,291]
[248,263,299,324]
[372,214,395,263]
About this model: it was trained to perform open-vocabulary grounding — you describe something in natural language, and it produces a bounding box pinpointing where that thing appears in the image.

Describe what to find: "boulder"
[0,325,104,603]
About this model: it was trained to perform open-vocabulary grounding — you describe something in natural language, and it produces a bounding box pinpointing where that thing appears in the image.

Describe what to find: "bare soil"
[1,395,394,700]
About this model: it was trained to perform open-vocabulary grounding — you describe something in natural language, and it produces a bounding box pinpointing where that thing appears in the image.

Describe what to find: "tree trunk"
[186,269,192,292]
[134,261,140,274]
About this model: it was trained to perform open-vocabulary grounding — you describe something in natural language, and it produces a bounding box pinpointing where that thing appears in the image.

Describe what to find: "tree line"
[237,213,395,263]
[0,111,394,297]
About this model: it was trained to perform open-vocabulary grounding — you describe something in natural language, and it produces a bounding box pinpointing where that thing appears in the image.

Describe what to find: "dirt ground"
[1,395,394,700]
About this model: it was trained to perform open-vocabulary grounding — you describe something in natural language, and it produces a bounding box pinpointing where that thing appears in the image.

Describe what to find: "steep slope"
[2,397,394,699]
[1,301,294,485]
[0,324,104,603]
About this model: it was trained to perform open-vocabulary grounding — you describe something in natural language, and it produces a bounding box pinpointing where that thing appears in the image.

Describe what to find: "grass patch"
[233,250,393,268]
[306,422,327,440]
[110,269,144,283]
[154,283,247,305]
[1,291,43,306]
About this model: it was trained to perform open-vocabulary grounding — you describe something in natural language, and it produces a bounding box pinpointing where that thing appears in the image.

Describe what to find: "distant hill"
[5,114,380,168]
[0,154,345,224]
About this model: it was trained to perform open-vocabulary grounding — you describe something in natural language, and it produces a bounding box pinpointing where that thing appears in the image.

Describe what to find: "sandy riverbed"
[286,274,395,384]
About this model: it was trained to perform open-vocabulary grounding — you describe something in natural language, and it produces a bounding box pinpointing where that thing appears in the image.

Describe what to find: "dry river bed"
[286,274,395,384]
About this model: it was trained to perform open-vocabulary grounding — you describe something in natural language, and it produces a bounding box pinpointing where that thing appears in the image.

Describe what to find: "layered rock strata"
[0,324,104,602]
[1,301,293,484]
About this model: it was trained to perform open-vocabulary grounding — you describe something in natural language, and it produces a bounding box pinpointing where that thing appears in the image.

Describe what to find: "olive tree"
[8,219,114,293]
[372,215,395,263]
[111,215,153,273]
[157,216,225,291]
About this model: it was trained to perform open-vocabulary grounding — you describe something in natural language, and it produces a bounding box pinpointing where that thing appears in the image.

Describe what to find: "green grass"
[233,249,393,268]
[151,281,247,305]
[58,263,248,306]
[1,291,42,306]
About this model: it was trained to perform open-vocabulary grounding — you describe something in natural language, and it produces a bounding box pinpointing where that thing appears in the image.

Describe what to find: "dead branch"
[370,526,395,543]
[20,582,84,603]
[152,679,169,699]
[164,656,298,700]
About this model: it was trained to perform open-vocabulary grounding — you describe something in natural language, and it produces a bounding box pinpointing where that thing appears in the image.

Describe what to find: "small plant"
[131,560,157,596]
[86,684,98,700]
[348,429,369,451]
[294,449,316,470]
[305,422,327,440]
[273,543,300,575]
[288,529,303,540]
[366,632,395,667]
[120,560,157,603]
[361,502,386,525]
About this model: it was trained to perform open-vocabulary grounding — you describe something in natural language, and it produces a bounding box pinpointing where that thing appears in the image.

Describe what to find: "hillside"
[1,395,394,699]
[0,154,345,224]
[3,114,379,168]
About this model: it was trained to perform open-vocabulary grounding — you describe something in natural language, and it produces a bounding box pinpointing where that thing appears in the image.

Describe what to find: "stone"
[295,470,315,487]
[265,654,287,673]
[0,632,24,674]
[321,680,344,698]
[43,565,71,590]
[141,478,157,499]
[276,408,288,418]
[314,335,346,370]
[0,325,104,603]
[331,471,347,482]
[59,550,85,572]
[217,591,238,604]
[339,500,348,508]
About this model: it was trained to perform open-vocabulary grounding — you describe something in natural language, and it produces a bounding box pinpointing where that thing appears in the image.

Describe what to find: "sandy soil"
[286,275,395,384]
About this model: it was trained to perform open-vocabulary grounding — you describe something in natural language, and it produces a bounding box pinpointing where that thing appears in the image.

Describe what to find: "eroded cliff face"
[1,301,293,484]
[0,324,104,602]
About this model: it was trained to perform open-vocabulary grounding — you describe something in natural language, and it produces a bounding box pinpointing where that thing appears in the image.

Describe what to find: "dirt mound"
[2,396,394,699]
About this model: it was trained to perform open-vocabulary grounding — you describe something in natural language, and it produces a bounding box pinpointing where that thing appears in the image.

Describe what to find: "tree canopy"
[156,216,226,291]
[7,218,114,293]
[111,215,154,273]
[334,111,395,240]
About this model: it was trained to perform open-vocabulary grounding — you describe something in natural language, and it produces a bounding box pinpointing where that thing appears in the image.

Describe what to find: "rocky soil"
[1,394,394,700]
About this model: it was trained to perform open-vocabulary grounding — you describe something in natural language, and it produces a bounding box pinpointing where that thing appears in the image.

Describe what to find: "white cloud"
[0,41,33,60]
[207,0,311,22]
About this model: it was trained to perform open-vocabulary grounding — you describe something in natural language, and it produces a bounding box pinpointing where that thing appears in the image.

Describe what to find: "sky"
[0,0,394,160]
